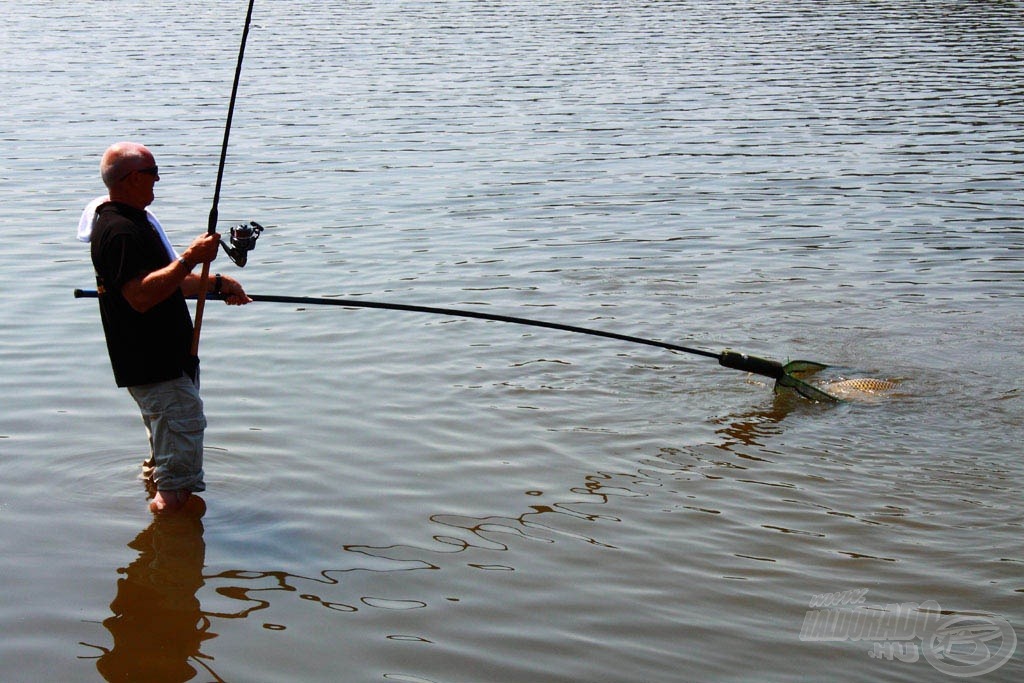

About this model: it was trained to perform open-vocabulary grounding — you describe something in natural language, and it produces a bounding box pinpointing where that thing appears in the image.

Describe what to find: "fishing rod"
[74,289,840,401]
[191,0,262,357]
[76,0,842,403]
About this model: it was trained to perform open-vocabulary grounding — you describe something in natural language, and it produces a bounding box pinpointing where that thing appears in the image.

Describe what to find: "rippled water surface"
[2,1,1022,681]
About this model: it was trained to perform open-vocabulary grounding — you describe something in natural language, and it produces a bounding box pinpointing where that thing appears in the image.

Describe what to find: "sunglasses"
[118,165,160,181]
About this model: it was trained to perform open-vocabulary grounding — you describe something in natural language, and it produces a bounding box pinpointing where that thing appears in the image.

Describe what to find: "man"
[89,141,251,513]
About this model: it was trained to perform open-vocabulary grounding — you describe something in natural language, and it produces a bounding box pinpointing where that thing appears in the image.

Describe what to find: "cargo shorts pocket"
[169,415,207,435]
[164,415,207,476]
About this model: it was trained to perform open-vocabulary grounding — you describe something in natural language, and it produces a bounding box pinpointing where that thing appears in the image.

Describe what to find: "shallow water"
[2,1,1022,681]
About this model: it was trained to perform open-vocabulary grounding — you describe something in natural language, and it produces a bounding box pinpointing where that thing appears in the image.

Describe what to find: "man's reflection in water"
[94,497,219,682]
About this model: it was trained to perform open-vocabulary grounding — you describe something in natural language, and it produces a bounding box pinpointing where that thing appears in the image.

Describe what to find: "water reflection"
[82,500,222,683]
[346,393,812,574]
[711,393,796,454]
[79,395,828,671]
[78,394,862,683]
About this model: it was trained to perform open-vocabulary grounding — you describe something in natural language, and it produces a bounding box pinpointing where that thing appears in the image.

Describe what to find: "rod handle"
[190,263,212,356]
[718,351,785,379]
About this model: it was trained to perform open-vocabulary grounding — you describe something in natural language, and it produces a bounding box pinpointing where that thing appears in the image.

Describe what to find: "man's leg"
[127,374,206,513]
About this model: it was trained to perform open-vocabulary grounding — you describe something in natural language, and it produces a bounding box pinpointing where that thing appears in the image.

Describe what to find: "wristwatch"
[177,255,194,271]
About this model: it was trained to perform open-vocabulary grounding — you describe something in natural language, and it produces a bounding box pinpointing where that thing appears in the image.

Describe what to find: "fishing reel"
[220,221,264,267]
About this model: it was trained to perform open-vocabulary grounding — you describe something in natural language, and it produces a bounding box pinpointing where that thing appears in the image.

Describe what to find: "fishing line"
[191,0,259,357]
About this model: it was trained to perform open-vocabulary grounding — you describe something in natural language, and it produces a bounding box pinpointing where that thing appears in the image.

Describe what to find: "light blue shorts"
[127,373,207,492]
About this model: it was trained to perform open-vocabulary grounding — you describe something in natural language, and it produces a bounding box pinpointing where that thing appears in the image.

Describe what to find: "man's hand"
[182,232,221,266]
[218,274,252,305]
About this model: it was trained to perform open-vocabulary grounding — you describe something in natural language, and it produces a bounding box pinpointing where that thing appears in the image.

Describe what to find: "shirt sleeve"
[97,230,151,293]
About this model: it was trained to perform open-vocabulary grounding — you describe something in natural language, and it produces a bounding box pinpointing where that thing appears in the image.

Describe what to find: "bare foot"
[149,489,191,514]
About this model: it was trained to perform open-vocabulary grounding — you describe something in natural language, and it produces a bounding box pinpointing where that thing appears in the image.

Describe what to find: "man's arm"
[121,232,220,313]
[181,271,252,305]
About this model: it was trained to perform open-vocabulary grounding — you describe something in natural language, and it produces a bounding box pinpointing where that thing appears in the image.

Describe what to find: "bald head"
[100,142,154,189]
[100,141,160,209]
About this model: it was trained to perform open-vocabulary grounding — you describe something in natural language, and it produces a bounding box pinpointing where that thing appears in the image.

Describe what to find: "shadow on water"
[79,502,225,683]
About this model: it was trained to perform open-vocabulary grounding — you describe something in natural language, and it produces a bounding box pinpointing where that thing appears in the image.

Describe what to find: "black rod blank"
[74,288,720,359]
[73,288,838,399]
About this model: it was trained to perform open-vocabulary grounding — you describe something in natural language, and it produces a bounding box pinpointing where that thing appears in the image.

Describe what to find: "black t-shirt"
[90,202,195,387]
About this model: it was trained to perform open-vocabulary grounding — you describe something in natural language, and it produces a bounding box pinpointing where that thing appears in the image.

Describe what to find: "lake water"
[2,1,1022,681]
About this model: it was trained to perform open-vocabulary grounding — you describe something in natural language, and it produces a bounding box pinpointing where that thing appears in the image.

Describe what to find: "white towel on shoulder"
[77,196,178,260]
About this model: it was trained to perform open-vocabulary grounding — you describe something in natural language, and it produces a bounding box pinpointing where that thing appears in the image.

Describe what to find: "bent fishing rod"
[191,0,261,357]
[74,289,840,402]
